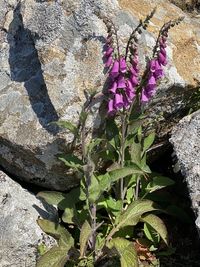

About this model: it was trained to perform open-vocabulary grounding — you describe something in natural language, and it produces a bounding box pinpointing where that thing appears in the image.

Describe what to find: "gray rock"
[0,171,57,267]
[170,110,200,233]
[0,0,200,190]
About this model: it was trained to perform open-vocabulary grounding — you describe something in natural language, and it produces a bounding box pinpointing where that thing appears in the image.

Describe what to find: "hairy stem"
[90,203,97,260]
[135,176,140,200]
[119,113,127,201]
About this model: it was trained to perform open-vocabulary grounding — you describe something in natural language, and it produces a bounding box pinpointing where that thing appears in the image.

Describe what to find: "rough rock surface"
[0,170,57,267]
[0,0,200,190]
[170,110,200,233]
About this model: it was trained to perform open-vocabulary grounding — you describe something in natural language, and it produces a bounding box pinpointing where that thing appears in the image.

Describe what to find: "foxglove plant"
[36,10,183,267]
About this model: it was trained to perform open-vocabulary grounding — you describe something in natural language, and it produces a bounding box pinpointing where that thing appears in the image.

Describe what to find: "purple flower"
[160,47,166,57]
[129,66,137,75]
[105,47,114,56]
[158,52,167,66]
[114,93,124,109]
[130,75,138,87]
[149,60,164,79]
[148,75,156,87]
[109,81,117,93]
[141,88,150,103]
[119,57,126,73]
[117,75,126,88]
[105,55,113,67]
[108,99,115,115]
[110,60,120,78]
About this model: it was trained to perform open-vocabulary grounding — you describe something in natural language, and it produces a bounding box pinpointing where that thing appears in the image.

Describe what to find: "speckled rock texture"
[0,0,200,190]
[0,170,57,267]
[170,110,200,233]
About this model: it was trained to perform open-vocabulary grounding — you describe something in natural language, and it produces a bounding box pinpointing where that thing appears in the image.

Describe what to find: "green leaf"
[37,191,67,207]
[59,154,83,171]
[109,164,145,183]
[143,223,160,244]
[108,238,138,267]
[130,141,142,165]
[146,176,175,193]
[62,207,76,224]
[37,219,74,248]
[37,188,81,210]
[115,199,158,230]
[143,132,155,153]
[105,197,123,217]
[141,214,168,245]
[88,174,101,203]
[36,246,67,267]
[80,220,92,257]
[54,120,78,135]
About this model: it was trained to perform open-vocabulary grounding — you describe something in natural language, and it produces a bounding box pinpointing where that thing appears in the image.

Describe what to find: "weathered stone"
[170,110,200,233]
[0,170,57,267]
[0,0,200,190]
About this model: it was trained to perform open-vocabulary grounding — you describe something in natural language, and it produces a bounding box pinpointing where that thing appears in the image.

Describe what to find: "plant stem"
[90,203,97,260]
[135,176,140,200]
[120,113,126,201]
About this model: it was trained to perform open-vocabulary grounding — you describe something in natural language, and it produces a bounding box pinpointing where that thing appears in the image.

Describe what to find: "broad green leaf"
[97,165,144,195]
[37,188,81,210]
[143,132,155,153]
[88,175,101,203]
[106,197,123,217]
[37,191,67,207]
[54,120,78,135]
[80,220,92,257]
[113,200,158,232]
[36,246,67,267]
[130,141,142,165]
[126,186,135,204]
[141,214,168,245]
[59,154,83,171]
[98,173,111,193]
[108,238,138,267]
[37,219,74,248]
[146,176,175,193]
[143,223,160,244]
[62,207,76,224]
[137,126,142,143]
[109,164,145,183]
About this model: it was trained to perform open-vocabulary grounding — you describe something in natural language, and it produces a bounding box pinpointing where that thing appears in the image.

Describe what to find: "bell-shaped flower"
[117,75,126,88]
[105,55,113,67]
[141,88,150,103]
[130,74,138,87]
[119,57,126,73]
[160,47,166,57]
[149,59,164,79]
[129,66,138,76]
[108,99,115,115]
[158,52,167,66]
[123,95,130,108]
[109,81,117,94]
[110,60,119,78]
[105,47,114,56]
[114,93,124,109]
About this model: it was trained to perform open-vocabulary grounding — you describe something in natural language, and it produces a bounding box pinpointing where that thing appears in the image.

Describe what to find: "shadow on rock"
[7,2,59,135]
